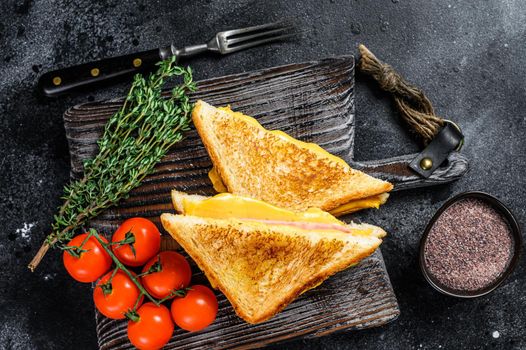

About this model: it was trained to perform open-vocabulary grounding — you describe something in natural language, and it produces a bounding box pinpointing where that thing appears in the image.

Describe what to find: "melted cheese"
[182,193,344,225]
[329,193,390,216]
[208,168,227,192]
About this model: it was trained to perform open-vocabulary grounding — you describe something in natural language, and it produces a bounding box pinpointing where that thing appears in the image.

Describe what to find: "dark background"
[1,0,525,349]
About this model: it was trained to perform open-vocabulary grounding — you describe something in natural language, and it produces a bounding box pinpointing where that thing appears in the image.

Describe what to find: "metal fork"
[167,21,296,58]
[39,21,297,97]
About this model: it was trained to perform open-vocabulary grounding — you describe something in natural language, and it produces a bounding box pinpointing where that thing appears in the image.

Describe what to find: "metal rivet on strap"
[420,157,433,170]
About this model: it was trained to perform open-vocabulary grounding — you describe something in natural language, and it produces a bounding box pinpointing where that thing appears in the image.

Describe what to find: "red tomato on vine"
[127,302,174,350]
[112,217,160,267]
[171,285,218,332]
[141,251,191,299]
[63,233,112,283]
[94,270,144,319]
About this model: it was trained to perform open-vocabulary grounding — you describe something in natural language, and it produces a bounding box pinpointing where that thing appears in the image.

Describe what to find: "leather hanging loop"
[409,122,464,178]
[357,44,464,178]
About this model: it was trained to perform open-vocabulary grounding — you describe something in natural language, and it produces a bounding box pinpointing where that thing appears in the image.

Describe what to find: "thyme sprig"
[29,57,196,271]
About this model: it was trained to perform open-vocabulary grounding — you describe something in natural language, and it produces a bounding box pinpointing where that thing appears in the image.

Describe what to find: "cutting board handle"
[350,151,469,191]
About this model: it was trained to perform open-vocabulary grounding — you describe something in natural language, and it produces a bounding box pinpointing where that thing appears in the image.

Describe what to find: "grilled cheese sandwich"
[192,100,393,215]
[162,191,386,323]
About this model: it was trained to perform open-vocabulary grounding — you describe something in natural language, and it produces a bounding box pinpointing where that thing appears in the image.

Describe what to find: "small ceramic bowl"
[419,191,522,298]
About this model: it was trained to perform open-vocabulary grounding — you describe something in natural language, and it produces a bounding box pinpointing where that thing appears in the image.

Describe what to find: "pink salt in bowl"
[419,191,522,298]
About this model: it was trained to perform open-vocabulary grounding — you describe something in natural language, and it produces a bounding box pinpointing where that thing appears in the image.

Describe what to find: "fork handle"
[38,47,174,97]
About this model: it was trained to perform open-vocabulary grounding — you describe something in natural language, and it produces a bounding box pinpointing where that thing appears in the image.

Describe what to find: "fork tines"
[217,21,297,53]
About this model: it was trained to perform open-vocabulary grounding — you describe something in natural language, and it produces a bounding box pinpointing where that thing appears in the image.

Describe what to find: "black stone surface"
[1,0,525,349]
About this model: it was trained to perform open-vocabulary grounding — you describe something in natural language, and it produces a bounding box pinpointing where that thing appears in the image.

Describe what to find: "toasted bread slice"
[192,100,393,212]
[160,213,384,323]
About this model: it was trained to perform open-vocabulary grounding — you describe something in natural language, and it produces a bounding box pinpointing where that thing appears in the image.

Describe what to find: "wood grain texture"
[64,56,400,349]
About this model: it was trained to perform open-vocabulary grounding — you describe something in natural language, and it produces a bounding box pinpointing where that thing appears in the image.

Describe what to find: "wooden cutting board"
[64,56,400,349]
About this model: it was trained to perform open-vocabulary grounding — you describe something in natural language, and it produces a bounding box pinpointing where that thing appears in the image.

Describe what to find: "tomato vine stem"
[89,229,160,305]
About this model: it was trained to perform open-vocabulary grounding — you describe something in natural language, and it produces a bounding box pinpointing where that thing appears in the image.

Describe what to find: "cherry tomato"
[127,302,174,350]
[94,270,144,320]
[170,285,218,332]
[63,233,112,283]
[141,251,191,299]
[112,217,160,267]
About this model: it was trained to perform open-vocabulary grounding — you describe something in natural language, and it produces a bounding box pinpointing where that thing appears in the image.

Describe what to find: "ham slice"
[243,219,354,234]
